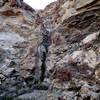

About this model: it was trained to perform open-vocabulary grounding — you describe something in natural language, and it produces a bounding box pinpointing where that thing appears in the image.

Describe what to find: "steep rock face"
[0,1,43,98]
[40,1,100,98]
[0,0,36,36]
[0,0,39,72]
[39,0,100,84]
[41,0,100,31]
[0,0,100,99]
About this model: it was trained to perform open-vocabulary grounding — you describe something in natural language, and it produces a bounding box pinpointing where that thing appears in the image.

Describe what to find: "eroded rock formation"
[0,0,100,99]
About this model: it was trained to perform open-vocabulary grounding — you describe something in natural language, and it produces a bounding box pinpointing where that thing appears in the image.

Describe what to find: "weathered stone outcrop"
[39,0,100,84]
[0,0,36,37]
[0,0,100,99]
[0,0,42,98]
[41,0,100,31]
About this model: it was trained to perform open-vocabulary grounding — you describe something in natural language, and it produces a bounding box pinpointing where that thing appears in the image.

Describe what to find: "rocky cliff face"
[40,0,100,79]
[41,0,100,31]
[39,0,100,99]
[0,0,100,100]
[0,0,43,99]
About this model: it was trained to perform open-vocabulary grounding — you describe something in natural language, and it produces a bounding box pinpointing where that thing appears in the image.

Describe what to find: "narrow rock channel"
[34,15,53,84]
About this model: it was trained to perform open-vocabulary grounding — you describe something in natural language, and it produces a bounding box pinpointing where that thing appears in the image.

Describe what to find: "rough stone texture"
[0,0,42,80]
[0,0,43,99]
[0,0,100,99]
[40,0,100,32]
[40,0,100,80]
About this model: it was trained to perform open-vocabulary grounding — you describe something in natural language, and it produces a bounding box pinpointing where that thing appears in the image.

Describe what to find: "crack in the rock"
[40,50,47,82]
[34,15,52,84]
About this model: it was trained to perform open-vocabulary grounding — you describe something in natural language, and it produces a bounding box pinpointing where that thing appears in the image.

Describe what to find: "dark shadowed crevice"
[40,51,47,82]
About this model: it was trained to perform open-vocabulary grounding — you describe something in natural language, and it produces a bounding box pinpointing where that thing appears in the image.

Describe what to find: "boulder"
[71,50,99,69]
